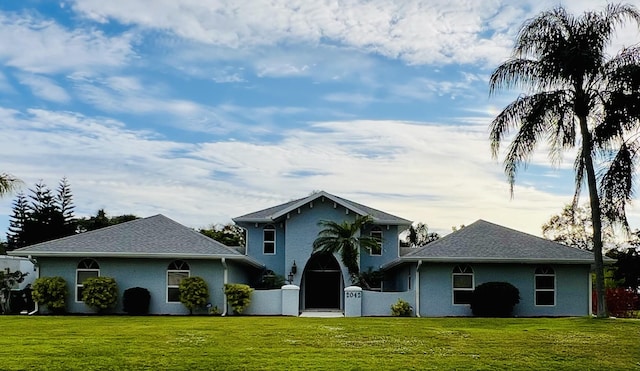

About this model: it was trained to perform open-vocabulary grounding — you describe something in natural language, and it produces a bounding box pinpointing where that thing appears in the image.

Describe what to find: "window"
[167,260,190,303]
[370,226,383,256]
[263,224,276,254]
[535,266,555,306]
[452,264,474,305]
[76,259,100,302]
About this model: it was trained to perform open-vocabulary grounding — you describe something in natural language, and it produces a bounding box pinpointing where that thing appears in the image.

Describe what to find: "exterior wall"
[360,224,401,271]
[243,289,282,315]
[242,222,286,274]
[284,200,356,286]
[37,257,228,314]
[362,289,415,316]
[418,263,591,317]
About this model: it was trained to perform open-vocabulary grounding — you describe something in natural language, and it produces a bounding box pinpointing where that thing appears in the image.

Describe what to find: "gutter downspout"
[221,258,228,316]
[415,260,422,318]
[28,256,39,315]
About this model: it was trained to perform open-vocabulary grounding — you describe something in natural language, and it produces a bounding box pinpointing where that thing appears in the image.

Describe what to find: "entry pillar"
[344,286,362,317]
[281,284,300,316]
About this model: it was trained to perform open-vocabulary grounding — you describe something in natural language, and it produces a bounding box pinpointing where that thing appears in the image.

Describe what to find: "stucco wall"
[243,289,282,315]
[418,263,591,317]
[362,289,415,316]
[37,257,231,314]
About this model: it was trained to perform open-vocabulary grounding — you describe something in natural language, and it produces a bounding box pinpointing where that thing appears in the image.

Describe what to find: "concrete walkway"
[299,310,344,318]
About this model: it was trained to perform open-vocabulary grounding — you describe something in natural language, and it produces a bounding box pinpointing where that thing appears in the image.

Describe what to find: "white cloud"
[0,12,134,74]
[17,73,71,103]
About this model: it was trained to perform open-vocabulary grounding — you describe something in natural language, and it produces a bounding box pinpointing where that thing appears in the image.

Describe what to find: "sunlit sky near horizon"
[1,0,640,239]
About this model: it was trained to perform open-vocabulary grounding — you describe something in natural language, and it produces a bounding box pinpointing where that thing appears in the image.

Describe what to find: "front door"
[303,253,342,309]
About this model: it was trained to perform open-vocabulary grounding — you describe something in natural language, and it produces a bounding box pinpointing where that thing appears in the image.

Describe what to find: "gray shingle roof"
[10,215,261,266]
[384,220,600,268]
[233,191,412,225]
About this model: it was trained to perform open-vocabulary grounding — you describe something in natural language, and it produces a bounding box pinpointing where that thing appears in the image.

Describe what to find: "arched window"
[452,264,474,305]
[535,266,555,306]
[370,226,383,256]
[76,259,99,302]
[263,224,276,254]
[167,260,190,303]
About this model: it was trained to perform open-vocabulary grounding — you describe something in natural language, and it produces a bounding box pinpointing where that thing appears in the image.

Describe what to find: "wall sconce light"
[287,261,298,284]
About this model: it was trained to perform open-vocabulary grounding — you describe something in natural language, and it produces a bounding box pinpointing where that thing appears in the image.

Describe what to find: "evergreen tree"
[7,179,77,248]
[55,177,76,236]
[6,192,29,250]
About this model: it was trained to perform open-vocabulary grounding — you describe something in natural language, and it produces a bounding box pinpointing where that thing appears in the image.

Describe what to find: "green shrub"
[123,287,151,315]
[224,283,253,314]
[471,281,520,317]
[82,277,118,313]
[179,277,209,314]
[390,298,413,316]
[32,276,67,314]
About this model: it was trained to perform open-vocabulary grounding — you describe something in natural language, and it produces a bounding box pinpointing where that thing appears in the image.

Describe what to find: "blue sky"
[1,0,639,238]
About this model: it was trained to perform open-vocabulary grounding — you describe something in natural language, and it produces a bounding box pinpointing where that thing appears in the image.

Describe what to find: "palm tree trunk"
[579,116,608,318]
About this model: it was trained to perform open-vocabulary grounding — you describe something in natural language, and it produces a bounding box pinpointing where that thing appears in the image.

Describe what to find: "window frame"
[452,264,474,305]
[370,226,383,256]
[76,258,100,302]
[263,224,276,255]
[534,266,556,306]
[167,260,190,303]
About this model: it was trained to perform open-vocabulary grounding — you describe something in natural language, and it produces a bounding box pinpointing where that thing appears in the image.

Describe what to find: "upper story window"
[263,224,276,254]
[76,258,100,302]
[167,260,190,303]
[370,226,383,256]
[452,264,474,305]
[535,266,555,306]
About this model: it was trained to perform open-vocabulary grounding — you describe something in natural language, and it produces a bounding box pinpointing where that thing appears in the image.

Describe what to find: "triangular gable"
[233,191,411,225]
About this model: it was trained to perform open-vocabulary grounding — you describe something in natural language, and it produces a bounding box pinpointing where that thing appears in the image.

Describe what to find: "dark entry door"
[304,253,342,309]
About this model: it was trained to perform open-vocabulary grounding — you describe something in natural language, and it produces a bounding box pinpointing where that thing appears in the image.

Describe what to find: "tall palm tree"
[312,215,380,285]
[489,4,640,318]
[0,173,21,197]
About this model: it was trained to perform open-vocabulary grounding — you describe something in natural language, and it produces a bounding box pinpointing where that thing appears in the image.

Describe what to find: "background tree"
[199,223,246,247]
[76,209,139,233]
[6,179,77,249]
[489,4,640,317]
[6,193,29,250]
[312,215,380,286]
[402,222,440,247]
[542,204,616,250]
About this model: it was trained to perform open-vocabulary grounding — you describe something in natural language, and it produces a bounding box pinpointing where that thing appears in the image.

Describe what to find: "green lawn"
[0,316,638,370]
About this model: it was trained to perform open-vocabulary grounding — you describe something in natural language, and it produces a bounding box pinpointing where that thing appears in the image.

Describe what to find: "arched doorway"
[303,253,342,309]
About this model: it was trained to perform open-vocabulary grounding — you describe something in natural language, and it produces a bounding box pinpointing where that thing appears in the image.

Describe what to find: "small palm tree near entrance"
[313,215,380,286]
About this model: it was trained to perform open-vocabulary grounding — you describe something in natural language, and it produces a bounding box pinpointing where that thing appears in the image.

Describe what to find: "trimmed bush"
[123,287,151,315]
[82,277,118,313]
[224,283,253,314]
[471,281,520,317]
[390,298,413,316]
[179,277,209,314]
[32,276,67,314]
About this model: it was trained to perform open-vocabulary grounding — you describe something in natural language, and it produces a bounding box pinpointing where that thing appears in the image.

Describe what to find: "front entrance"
[303,253,342,309]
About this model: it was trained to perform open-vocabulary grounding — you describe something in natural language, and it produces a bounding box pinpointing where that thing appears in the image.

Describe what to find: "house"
[9,215,262,314]
[9,191,598,317]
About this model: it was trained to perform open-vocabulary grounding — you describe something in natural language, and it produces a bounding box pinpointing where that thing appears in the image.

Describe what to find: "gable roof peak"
[233,191,411,225]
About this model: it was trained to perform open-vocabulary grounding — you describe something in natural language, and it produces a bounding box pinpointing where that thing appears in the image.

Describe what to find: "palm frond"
[600,142,637,229]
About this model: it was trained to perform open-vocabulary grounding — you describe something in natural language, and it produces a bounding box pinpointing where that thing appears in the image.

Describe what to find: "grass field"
[0,316,638,370]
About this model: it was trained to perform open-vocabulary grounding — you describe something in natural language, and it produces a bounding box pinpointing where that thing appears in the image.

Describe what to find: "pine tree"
[55,177,76,235]
[6,192,29,250]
